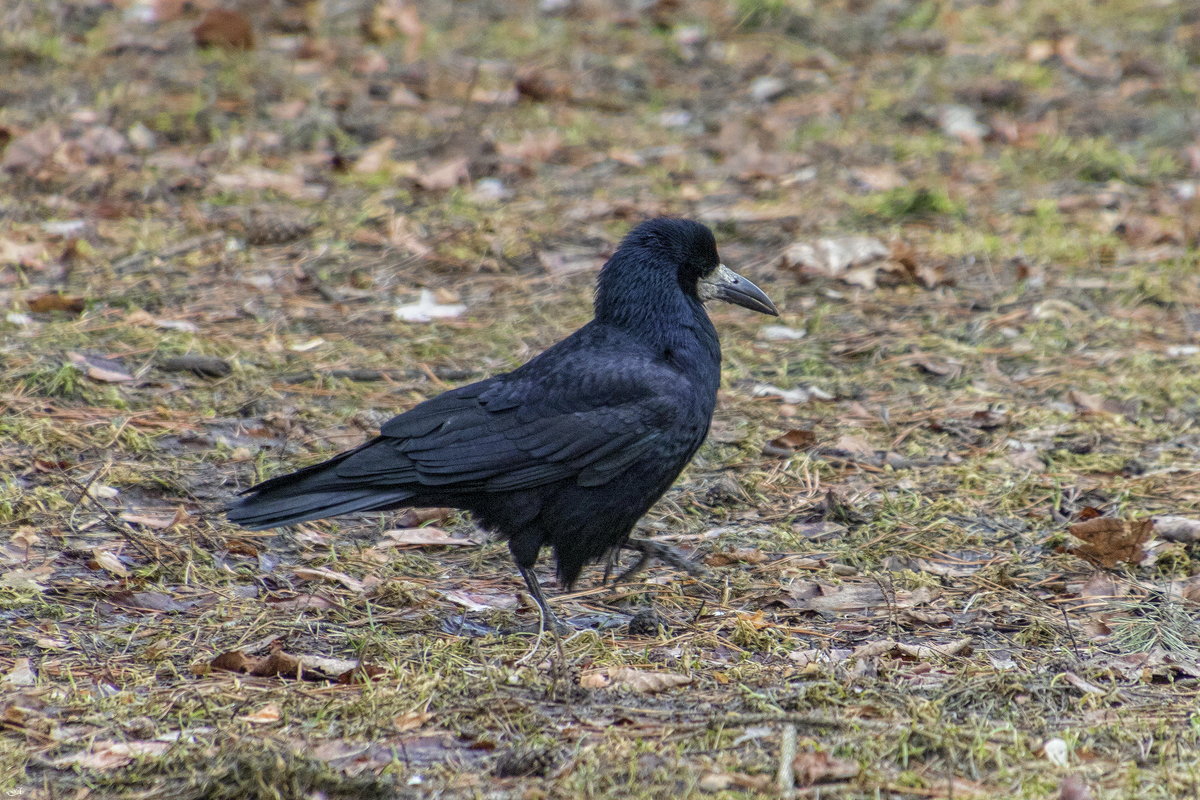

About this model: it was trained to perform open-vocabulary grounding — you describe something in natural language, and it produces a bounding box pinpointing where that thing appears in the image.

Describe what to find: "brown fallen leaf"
[786,581,885,612]
[415,156,469,191]
[1067,517,1152,568]
[91,548,130,577]
[241,703,281,724]
[775,236,892,289]
[205,644,364,682]
[27,293,84,313]
[762,428,816,458]
[894,637,973,660]
[293,566,367,593]
[224,538,259,557]
[1067,389,1120,416]
[697,772,773,793]
[364,0,425,61]
[352,137,397,174]
[51,740,169,770]
[265,594,336,611]
[829,434,875,459]
[2,658,36,687]
[337,664,386,684]
[705,548,770,566]
[120,507,188,530]
[1,123,62,176]
[68,352,133,383]
[379,527,473,547]
[194,8,254,50]
[394,711,435,732]
[792,749,860,786]
[579,666,692,693]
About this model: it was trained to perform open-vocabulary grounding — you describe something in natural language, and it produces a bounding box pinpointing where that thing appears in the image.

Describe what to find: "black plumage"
[227,218,778,624]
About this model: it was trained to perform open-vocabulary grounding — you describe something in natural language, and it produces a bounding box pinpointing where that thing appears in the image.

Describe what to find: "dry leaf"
[579,666,692,693]
[365,0,425,61]
[1067,517,1152,567]
[51,741,169,770]
[790,582,885,612]
[27,293,84,313]
[1066,389,1113,416]
[829,434,875,458]
[394,711,435,731]
[353,137,397,174]
[697,772,772,792]
[894,637,972,660]
[194,8,254,50]
[293,566,367,593]
[120,508,187,530]
[266,594,335,611]
[92,548,130,577]
[68,352,133,383]
[415,157,469,191]
[241,703,281,724]
[0,568,49,592]
[380,527,472,546]
[762,428,816,457]
[2,658,36,686]
[1061,671,1105,695]
[705,548,769,566]
[792,750,860,785]
[338,664,386,684]
[212,167,325,201]
[775,236,891,288]
[2,123,63,176]
[206,646,363,682]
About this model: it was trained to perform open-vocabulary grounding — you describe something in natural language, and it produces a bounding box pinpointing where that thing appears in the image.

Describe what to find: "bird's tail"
[226,443,416,530]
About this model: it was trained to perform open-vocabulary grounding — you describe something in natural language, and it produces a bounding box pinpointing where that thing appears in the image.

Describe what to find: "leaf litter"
[4,1,1200,798]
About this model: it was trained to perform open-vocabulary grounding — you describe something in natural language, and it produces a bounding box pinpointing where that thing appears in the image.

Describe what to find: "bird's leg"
[517,564,566,634]
[614,538,707,585]
[514,564,568,676]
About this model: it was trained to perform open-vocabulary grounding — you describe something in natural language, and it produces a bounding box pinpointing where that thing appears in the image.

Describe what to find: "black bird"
[227,218,778,626]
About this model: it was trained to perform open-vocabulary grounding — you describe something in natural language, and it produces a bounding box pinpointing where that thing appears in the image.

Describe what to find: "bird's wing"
[334,354,691,492]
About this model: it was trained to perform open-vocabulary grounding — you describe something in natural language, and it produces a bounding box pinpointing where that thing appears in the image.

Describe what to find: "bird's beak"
[701,264,779,316]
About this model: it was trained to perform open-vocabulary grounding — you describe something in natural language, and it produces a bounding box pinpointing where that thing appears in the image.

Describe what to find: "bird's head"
[600,218,779,319]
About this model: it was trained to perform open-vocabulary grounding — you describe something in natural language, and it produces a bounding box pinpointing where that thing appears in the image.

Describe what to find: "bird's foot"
[612,538,707,585]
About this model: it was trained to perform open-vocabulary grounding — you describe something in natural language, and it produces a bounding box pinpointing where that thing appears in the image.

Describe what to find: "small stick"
[777,724,797,798]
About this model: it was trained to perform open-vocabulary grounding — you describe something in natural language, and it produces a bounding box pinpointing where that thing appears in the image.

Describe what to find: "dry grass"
[3,1,1200,798]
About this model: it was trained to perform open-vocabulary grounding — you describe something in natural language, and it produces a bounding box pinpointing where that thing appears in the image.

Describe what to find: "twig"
[776,724,797,798]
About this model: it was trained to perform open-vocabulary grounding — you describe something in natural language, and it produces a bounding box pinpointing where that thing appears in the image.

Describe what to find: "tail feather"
[226,441,417,530]
[227,488,416,530]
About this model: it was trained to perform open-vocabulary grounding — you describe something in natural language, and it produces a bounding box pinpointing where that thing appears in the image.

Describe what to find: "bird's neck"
[598,293,721,375]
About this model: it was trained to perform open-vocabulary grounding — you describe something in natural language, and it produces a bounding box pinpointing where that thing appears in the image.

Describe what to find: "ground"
[3,0,1200,798]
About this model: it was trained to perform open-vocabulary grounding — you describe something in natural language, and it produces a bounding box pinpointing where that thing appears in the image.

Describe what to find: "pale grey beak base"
[701,264,779,316]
